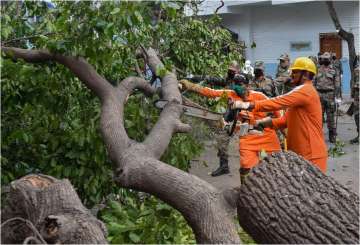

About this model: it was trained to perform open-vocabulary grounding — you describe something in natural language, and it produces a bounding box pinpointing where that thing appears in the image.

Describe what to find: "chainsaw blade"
[154,100,223,121]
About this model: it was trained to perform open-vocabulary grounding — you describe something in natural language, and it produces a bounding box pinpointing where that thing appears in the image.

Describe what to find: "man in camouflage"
[331,53,343,97]
[275,53,292,94]
[314,52,341,143]
[250,61,278,98]
[350,56,359,144]
[209,61,240,176]
[186,61,240,176]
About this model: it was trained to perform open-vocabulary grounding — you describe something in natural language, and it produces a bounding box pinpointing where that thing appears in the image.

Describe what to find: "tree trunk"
[1,174,108,244]
[237,151,359,244]
[1,46,241,243]
[326,1,357,97]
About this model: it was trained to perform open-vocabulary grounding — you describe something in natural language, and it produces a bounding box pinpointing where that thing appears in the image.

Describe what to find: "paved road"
[190,107,359,195]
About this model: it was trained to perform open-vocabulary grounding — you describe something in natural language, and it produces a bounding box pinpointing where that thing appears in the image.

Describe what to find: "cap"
[254,60,265,71]
[278,53,290,61]
[320,52,331,60]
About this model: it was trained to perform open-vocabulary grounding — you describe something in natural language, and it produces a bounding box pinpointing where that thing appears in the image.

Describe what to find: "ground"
[189,101,359,195]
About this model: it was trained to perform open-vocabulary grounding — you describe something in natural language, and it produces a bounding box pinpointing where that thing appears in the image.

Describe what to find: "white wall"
[220,1,359,63]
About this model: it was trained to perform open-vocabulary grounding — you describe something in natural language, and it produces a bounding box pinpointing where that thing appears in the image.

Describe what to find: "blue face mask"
[231,84,246,97]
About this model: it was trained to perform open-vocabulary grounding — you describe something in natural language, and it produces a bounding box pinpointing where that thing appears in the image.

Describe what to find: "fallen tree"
[2,44,360,244]
[1,46,241,243]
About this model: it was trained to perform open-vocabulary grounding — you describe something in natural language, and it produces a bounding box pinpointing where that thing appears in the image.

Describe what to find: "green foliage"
[2,1,243,243]
[1,58,113,206]
[101,194,195,244]
[328,139,346,157]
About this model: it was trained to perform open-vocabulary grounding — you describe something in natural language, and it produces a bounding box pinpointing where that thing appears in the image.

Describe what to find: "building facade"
[192,0,359,95]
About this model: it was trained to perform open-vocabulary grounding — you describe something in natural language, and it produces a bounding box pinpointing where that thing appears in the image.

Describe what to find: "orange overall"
[253,80,328,172]
[199,87,281,169]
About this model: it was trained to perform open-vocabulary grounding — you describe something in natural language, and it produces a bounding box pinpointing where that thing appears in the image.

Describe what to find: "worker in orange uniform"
[231,57,328,173]
[180,74,281,182]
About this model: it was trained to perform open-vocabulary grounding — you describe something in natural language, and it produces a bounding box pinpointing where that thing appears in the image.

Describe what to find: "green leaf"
[134,11,143,23]
[111,8,120,15]
[129,232,141,243]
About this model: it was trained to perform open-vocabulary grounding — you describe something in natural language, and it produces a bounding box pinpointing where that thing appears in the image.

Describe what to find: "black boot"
[350,135,359,144]
[211,158,229,177]
[329,130,336,143]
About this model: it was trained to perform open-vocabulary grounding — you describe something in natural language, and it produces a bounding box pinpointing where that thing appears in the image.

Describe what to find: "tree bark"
[326,1,357,97]
[4,44,360,244]
[2,46,241,243]
[1,174,107,244]
[237,151,359,244]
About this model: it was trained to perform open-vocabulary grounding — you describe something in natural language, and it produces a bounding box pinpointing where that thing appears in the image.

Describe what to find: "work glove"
[230,101,251,110]
[255,117,273,130]
[179,79,202,93]
[335,97,342,105]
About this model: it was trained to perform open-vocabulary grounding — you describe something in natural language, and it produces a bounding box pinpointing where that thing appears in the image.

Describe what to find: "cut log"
[1,174,107,244]
[237,151,359,244]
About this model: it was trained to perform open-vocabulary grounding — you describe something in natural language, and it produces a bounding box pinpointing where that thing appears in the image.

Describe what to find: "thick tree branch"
[140,48,190,158]
[134,60,144,78]
[142,48,181,102]
[3,45,241,243]
[100,76,156,163]
[113,145,240,243]
[144,101,191,159]
[1,47,112,100]
[116,76,155,98]
[326,1,356,93]
[214,0,225,14]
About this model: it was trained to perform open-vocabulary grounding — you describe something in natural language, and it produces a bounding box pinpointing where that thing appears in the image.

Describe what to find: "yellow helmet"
[290,57,317,75]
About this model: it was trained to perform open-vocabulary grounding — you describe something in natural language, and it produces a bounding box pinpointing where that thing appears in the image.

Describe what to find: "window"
[290,41,312,51]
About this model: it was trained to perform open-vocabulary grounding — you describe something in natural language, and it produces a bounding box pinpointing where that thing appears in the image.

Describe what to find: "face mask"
[231,84,246,97]
[322,60,330,66]
[254,69,263,78]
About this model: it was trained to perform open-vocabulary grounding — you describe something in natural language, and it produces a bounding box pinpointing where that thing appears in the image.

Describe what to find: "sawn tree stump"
[237,151,359,244]
[1,174,107,244]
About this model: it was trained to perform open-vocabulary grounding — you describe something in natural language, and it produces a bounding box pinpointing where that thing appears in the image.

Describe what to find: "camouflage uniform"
[275,54,291,94]
[200,61,241,176]
[208,121,230,165]
[250,61,278,97]
[332,58,343,76]
[332,53,343,97]
[314,52,341,142]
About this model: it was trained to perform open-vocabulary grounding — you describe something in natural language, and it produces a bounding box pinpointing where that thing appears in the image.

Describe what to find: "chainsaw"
[154,98,263,137]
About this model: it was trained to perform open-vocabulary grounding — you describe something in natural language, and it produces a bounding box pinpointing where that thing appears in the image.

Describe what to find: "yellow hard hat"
[290,57,317,75]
